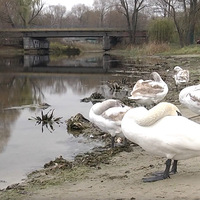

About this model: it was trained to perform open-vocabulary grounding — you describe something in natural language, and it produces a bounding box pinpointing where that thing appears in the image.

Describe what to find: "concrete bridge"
[1,29,147,51]
[21,29,147,51]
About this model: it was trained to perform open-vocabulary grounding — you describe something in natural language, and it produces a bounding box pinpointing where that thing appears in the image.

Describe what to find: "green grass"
[111,43,200,58]
[0,46,24,55]
[168,45,200,55]
[49,42,81,55]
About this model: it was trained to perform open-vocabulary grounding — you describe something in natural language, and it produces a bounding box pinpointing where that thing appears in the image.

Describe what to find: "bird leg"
[163,159,172,179]
[111,136,116,148]
[142,159,172,182]
[170,160,178,174]
[151,159,178,176]
[123,137,127,146]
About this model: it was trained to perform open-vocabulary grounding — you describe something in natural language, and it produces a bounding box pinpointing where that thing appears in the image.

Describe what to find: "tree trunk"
[185,0,198,45]
[120,0,133,43]
[162,0,200,46]
[132,11,138,44]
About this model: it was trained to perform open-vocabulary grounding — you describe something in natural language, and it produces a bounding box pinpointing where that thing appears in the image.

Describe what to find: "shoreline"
[1,53,200,199]
[1,105,200,199]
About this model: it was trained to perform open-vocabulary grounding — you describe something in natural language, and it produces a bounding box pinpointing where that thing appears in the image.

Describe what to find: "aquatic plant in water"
[28,109,63,133]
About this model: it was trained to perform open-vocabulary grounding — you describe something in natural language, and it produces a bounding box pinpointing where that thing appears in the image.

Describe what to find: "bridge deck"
[0,29,147,50]
[0,29,147,38]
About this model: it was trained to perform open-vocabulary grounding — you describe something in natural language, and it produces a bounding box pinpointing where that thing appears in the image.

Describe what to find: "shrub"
[148,18,175,44]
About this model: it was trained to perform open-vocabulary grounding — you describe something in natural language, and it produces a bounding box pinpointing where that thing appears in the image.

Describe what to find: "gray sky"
[44,0,94,10]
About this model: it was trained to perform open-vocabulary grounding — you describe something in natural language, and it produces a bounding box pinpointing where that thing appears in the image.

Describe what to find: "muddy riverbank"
[1,54,200,200]
[1,105,200,200]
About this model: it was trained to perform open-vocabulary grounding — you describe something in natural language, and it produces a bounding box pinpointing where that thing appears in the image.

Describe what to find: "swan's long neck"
[93,100,121,115]
[135,102,181,126]
[151,72,163,83]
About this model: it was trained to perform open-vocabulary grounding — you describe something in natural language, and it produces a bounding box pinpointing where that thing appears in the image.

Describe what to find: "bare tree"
[116,0,146,43]
[161,0,200,46]
[71,4,90,27]
[0,0,18,28]
[0,0,44,28]
[105,9,127,28]
[18,0,44,28]
[42,5,67,28]
[93,0,114,27]
[150,0,172,17]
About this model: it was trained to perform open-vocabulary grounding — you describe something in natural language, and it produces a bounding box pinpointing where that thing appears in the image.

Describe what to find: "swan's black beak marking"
[177,111,182,116]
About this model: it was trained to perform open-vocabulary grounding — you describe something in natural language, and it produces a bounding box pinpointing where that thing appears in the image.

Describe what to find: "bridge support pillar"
[24,55,50,68]
[23,37,49,50]
[103,36,111,51]
[103,54,110,70]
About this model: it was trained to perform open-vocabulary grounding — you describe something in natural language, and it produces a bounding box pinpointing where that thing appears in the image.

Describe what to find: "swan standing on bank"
[179,84,200,114]
[89,99,131,148]
[173,66,189,87]
[128,72,168,107]
[121,102,200,182]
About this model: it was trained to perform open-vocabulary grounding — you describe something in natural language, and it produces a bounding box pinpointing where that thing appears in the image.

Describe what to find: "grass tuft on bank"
[115,43,200,57]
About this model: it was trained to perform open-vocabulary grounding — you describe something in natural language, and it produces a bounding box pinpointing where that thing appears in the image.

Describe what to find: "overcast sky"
[44,0,94,10]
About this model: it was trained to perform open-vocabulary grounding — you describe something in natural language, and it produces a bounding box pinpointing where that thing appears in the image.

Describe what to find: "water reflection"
[0,72,128,189]
[0,51,188,189]
[0,53,123,73]
[24,55,49,67]
[28,109,63,133]
[0,112,11,154]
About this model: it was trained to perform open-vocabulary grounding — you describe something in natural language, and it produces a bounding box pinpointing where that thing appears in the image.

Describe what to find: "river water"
[1,51,200,189]
[0,52,130,189]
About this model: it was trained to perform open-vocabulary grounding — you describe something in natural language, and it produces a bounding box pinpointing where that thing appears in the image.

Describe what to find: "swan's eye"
[176,111,182,116]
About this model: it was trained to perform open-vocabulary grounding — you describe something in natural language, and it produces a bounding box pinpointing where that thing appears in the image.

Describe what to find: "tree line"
[0,0,200,47]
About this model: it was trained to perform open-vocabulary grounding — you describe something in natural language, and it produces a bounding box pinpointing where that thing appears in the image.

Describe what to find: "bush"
[148,18,175,44]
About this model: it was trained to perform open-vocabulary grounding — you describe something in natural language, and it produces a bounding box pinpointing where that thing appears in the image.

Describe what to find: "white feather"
[128,72,168,106]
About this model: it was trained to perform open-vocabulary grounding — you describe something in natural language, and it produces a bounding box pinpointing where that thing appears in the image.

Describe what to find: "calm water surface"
[0,52,161,189]
[2,51,196,189]
[0,56,128,189]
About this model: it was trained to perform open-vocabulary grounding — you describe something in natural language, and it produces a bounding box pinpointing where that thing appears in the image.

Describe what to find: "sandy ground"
[27,147,200,200]
[1,105,200,200]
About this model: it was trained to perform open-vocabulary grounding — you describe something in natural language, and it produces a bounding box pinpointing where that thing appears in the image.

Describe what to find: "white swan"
[173,66,189,86]
[89,99,131,148]
[179,84,200,114]
[128,72,168,106]
[121,102,200,182]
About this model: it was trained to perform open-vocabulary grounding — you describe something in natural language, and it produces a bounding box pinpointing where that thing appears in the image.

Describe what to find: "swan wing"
[130,83,165,98]
[132,79,151,91]
[102,106,130,121]
[179,85,200,113]
[176,70,189,82]
[122,115,200,160]
[189,89,200,102]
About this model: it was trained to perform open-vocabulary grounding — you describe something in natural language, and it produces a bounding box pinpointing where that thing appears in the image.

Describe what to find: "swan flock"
[88,68,200,182]
[89,99,200,182]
